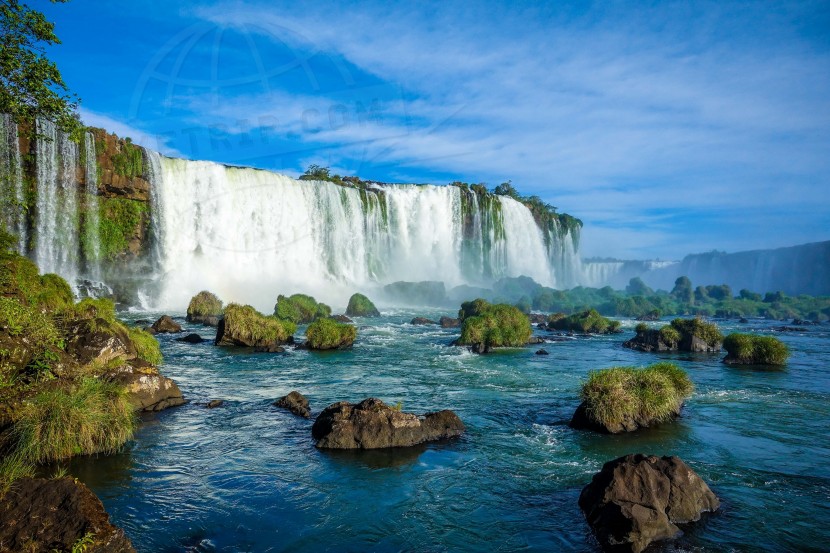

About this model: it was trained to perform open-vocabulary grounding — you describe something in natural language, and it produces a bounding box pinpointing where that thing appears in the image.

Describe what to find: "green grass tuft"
[128,327,163,366]
[9,377,136,464]
[458,303,532,348]
[723,333,789,365]
[187,290,223,318]
[580,362,693,430]
[223,304,296,344]
[274,293,331,324]
[305,317,357,350]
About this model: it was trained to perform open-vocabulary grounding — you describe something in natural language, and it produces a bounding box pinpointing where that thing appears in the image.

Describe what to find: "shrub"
[458,303,532,348]
[128,327,163,366]
[9,377,136,464]
[723,333,789,365]
[550,309,620,334]
[0,251,72,310]
[459,298,490,321]
[0,296,62,375]
[580,362,693,430]
[98,197,146,260]
[345,293,380,317]
[635,322,649,334]
[275,293,331,324]
[669,317,723,347]
[658,326,681,346]
[305,317,357,350]
[187,291,223,319]
[222,303,296,344]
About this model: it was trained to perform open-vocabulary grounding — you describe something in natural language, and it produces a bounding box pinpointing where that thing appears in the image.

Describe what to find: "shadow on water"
[318,443,428,470]
[572,419,695,459]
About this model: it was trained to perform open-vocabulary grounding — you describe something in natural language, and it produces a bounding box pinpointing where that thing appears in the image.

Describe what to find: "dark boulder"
[330,314,353,323]
[275,390,311,418]
[150,315,182,334]
[0,477,135,552]
[176,333,206,344]
[439,316,461,328]
[536,348,549,355]
[64,318,133,366]
[739,317,749,324]
[526,336,545,345]
[206,399,223,408]
[528,313,547,324]
[636,311,661,321]
[311,398,464,449]
[410,317,438,325]
[254,344,285,353]
[579,454,720,553]
[470,342,490,354]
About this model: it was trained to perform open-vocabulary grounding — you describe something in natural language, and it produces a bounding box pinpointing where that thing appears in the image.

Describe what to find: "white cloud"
[78,108,183,157]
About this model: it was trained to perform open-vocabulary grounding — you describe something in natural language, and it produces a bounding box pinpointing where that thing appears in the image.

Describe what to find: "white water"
[83,131,101,279]
[152,158,582,310]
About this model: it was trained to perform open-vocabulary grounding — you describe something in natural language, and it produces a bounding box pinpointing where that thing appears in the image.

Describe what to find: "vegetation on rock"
[218,304,296,346]
[723,333,789,365]
[548,309,621,334]
[457,302,532,350]
[669,317,723,348]
[97,197,147,261]
[577,362,693,433]
[305,317,357,350]
[274,293,331,324]
[187,290,223,322]
[345,293,380,317]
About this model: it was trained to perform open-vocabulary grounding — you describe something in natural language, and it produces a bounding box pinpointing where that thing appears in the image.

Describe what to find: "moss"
[187,291,223,318]
[97,197,146,260]
[222,303,296,344]
[111,142,144,178]
[457,303,532,348]
[550,309,620,334]
[0,249,73,310]
[669,317,723,347]
[580,362,693,430]
[305,317,357,350]
[127,327,163,366]
[345,293,380,317]
[723,333,789,365]
[7,377,136,464]
[274,293,331,324]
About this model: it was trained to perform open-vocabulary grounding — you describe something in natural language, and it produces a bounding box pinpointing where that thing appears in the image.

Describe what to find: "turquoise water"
[70,311,830,552]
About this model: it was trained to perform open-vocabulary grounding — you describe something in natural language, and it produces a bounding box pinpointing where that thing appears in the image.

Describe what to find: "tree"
[626,277,653,297]
[492,180,519,199]
[299,164,332,181]
[0,0,81,136]
[670,276,693,304]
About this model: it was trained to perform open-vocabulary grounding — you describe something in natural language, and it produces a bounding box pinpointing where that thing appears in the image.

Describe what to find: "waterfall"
[0,115,27,253]
[152,158,583,309]
[82,131,101,279]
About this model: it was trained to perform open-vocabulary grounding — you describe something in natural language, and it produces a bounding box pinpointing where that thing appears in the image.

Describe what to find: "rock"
[206,399,223,408]
[636,311,661,321]
[275,391,311,418]
[150,315,182,334]
[107,363,185,412]
[312,398,465,449]
[772,326,803,332]
[528,313,547,324]
[330,314,353,323]
[0,477,135,552]
[536,348,549,355]
[470,342,490,354]
[64,319,133,366]
[439,316,461,328]
[739,317,749,323]
[254,344,285,353]
[579,454,720,553]
[175,333,206,344]
[526,336,545,345]
[410,317,438,325]
[134,319,151,326]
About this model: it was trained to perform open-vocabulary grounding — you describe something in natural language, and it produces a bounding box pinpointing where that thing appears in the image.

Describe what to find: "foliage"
[658,325,681,346]
[299,164,333,181]
[274,293,331,324]
[0,0,82,137]
[305,317,356,350]
[9,377,136,464]
[111,141,144,177]
[223,303,296,343]
[626,277,653,296]
[0,245,74,310]
[97,197,146,260]
[669,317,723,347]
[458,303,532,348]
[187,290,223,318]
[345,293,379,317]
[580,362,693,429]
[71,532,97,553]
[549,309,621,334]
[723,333,790,365]
[0,296,62,377]
[128,327,162,366]
[458,298,490,321]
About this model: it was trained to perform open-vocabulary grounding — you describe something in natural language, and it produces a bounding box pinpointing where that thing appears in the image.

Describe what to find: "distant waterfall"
[0,115,27,253]
[82,131,101,279]
[152,158,583,309]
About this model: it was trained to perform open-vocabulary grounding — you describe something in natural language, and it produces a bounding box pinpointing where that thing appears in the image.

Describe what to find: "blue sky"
[42,0,830,260]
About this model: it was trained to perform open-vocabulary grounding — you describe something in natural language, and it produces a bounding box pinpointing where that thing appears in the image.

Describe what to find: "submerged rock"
[0,477,135,552]
[150,315,182,334]
[330,314,353,323]
[536,348,549,355]
[108,363,185,412]
[526,336,545,345]
[312,398,464,449]
[206,399,223,409]
[176,333,206,344]
[275,390,311,418]
[439,316,461,328]
[254,344,285,353]
[410,317,438,325]
[579,454,720,553]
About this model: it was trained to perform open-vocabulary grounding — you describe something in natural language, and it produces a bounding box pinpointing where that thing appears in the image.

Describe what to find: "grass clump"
[458,303,532,348]
[669,317,723,347]
[550,309,621,334]
[275,293,331,324]
[128,328,163,366]
[8,377,136,464]
[0,296,63,379]
[458,298,490,321]
[345,293,380,317]
[305,317,357,350]
[580,362,693,430]
[187,290,223,320]
[723,333,789,365]
[658,325,681,346]
[222,304,296,344]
